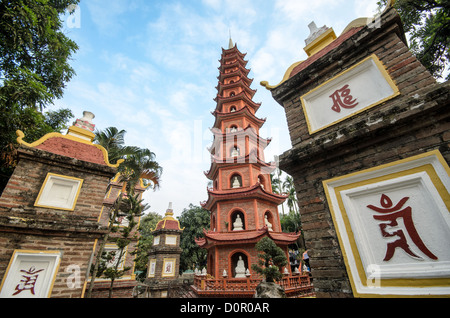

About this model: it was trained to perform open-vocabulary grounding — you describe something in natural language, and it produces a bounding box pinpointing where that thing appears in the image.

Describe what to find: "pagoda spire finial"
[228,29,234,49]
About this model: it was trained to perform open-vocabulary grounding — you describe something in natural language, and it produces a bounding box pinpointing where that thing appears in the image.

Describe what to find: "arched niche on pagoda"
[229,209,246,231]
[228,124,238,133]
[230,250,250,278]
[258,174,267,190]
[229,173,243,188]
[211,213,217,231]
[230,145,240,157]
[264,210,274,231]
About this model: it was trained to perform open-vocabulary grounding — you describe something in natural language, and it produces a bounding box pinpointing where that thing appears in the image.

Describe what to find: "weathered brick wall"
[0,145,116,298]
[0,232,98,298]
[270,8,450,297]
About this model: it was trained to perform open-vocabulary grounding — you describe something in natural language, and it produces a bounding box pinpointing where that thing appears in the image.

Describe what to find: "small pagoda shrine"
[145,202,184,298]
[193,40,313,297]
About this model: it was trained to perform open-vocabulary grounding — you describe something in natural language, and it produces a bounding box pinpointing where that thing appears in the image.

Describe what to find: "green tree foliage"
[251,237,288,282]
[378,0,450,79]
[178,204,210,272]
[104,193,148,298]
[0,0,79,109]
[94,127,163,191]
[0,0,79,193]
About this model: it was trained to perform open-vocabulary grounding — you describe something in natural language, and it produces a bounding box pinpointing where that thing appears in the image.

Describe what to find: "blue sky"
[53,0,381,217]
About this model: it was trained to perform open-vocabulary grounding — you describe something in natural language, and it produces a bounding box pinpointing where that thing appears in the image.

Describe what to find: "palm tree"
[94,127,143,165]
[271,171,285,215]
[118,148,162,194]
[283,175,298,214]
[86,127,162,297]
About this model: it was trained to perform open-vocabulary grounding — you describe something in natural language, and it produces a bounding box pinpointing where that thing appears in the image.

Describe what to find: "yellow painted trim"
[300,54,400,135]
[67,125,95,141]
[161,258,177,277]
[260,60,304,90]
[323,150,450,297]
[304,28,337,57]
[34,173,84,211]
[0,249,61,298]
[16,129,123,168]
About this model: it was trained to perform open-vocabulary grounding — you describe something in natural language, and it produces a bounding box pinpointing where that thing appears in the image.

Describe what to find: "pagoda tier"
[211,105,266,130]
[208,126,272,155]
[217,68,252,89]
[201,183,287,211]
[218,56,249,72]
[216,78,257,100]
[204,150,277,181]
[195,227,300,249]
[215,90,261,113]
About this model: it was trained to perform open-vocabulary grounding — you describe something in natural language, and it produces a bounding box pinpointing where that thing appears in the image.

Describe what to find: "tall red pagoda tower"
[195,40,305,296]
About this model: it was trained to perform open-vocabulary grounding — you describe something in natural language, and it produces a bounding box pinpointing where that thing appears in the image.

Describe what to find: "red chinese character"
[367,194,438,261]
[329,84,358,113]
[12,266,45,296]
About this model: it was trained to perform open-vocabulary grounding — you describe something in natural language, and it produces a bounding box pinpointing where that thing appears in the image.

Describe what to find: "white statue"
[231,147,239,157]
[232,176,241,188]
[223,269,228,277]
[265,215,273,231]
[235,256,246,278]
[233,214,244,231]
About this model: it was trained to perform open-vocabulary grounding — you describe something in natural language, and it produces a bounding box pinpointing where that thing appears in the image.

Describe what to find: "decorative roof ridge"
[205,182,287,199]
[152,202,184,231]
[221,45,246,56]
[196,227,300,245]
[16,130,123,168]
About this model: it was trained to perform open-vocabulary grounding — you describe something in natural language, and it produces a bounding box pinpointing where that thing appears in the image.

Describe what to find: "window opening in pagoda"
[230,146,240,157]
[231,210,245,231]
[230,106,236,112]
[230,173,242,188]
[258,175,265,189]
[230,125,238,133]
[264,211,274,231]
[229,91,235,97]
[231,252,249,278]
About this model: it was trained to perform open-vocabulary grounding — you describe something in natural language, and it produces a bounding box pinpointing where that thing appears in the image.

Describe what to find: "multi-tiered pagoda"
[195,41,305,296]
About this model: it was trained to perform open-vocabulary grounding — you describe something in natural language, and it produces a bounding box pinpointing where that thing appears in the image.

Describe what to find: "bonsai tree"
[252,237,288,282]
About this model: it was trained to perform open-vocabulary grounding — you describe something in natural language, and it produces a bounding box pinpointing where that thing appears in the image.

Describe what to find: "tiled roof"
[196,227,300,247]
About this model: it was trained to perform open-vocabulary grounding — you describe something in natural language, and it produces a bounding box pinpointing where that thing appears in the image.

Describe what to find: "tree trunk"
[85,193,123,298]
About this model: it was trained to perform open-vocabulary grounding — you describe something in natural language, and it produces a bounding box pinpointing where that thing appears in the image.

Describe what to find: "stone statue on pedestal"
[233,214,244,231]
[235,256,247,278]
